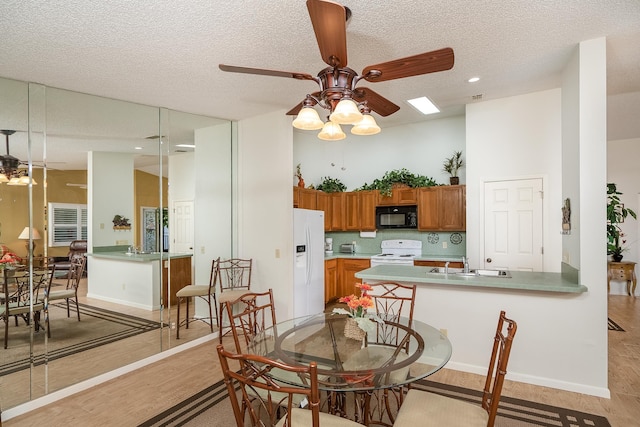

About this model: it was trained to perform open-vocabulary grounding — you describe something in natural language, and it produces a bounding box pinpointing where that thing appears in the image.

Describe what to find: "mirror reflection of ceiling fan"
[219,0,454,140]
[0,129,63,185]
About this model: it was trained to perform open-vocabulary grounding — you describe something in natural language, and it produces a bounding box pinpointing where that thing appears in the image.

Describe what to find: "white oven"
[370,239,422,267]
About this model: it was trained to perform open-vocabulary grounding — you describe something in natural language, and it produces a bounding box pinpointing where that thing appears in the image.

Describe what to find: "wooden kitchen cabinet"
[377,186,417,205]
[297,187,318,210]
[316,191,331,231]
[359,190,377,231]
[417,185,466,231]
[330,192,345,231]
[163,256,192,308]
[344,192,361,231]
[414,260,464,268]
[324,258,338,303]
[340,258,370,296]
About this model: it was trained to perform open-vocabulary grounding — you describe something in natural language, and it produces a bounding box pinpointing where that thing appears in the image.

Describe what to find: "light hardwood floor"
[3,295,639,426]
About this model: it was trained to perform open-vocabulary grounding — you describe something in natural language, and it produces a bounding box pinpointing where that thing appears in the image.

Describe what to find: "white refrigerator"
[293,208,325,318]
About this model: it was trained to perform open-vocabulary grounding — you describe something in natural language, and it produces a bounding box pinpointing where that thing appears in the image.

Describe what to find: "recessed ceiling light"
[407,96,440,115]
[468,77,480,83]
[176,144,196,148]
[134,146,143,150]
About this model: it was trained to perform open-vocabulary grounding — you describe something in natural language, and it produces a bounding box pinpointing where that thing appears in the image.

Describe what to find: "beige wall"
[134,170,168,247]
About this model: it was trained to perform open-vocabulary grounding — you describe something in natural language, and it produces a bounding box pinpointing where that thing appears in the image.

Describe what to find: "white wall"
[607,137,640,295]
[293,115,466,189]
[466,89,563,273]
[237,110,296,319]
[88,151,134,248]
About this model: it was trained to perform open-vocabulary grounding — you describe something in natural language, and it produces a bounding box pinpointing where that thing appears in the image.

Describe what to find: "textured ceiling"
[0,0,639,140]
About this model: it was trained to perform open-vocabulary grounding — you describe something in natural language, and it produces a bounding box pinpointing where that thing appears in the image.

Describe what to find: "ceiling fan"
[219,0,454,140]
[0,129,40,185]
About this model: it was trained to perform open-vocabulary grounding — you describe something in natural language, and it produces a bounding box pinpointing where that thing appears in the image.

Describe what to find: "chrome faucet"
[462,256,470,273]
[444,261,450,274]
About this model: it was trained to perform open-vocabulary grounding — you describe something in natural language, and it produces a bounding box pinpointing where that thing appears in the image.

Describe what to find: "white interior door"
[484,178,543,271]
[172,200,194,254]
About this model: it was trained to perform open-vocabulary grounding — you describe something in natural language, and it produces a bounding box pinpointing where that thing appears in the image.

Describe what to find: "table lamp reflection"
[18,227,42,258]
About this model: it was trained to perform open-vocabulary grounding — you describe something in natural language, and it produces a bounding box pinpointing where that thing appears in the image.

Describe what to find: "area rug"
[1,302,162,376]
[139,378,612,427]
[608,317,625,331]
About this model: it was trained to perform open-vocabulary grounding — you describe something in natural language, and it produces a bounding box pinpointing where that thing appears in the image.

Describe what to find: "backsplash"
[325,230,466,257]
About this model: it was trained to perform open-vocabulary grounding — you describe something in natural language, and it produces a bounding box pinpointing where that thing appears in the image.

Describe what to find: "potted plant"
[443,151,464,185]
[607,183,636,261]
[295,163,305,188]
[316,176,346,193]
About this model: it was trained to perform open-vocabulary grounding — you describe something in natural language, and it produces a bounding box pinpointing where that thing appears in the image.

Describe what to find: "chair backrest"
[364,281,416,347]
[7,270,47,311]
[224,289,276,354]
[482,310,518,426]
[217,344,320,427]
[216,258,252,294]
[67,256,86,290]
[67,240,87,262]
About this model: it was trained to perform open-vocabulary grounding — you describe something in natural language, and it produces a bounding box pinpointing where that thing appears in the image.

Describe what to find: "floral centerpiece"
[0,251,22,270]
[333,283,384,340]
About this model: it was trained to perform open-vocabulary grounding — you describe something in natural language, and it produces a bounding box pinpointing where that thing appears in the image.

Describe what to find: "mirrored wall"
[0,76,233,410]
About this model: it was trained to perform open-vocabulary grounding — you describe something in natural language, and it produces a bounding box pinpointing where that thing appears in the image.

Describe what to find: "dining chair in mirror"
[216,344,362,427]
[175,257,217,339]
[215,257,253,343]
[47,256,85,321]
[50,240,88,279]
[223,288,276,354]
[394,310,518,427]
[2,269,48,349]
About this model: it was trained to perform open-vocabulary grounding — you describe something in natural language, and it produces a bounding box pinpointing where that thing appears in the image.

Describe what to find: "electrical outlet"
[275,249,281,258]
[442,242,448,249]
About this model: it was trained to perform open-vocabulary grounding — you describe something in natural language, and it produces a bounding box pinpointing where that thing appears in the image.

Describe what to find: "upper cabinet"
[377,186,417,205]
[293,185,465,232]
[417,185,466,231]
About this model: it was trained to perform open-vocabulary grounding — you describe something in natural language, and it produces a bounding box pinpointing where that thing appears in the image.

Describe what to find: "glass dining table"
[246,312,452,425]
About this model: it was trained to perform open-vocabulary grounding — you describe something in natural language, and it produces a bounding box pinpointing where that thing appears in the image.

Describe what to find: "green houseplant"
[316,176,346,193]
[443,151,464,185]
[356,168,437,197]
[607,183,636,261]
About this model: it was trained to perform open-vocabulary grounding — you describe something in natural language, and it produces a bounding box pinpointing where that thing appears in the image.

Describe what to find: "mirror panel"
[0,76,232,411]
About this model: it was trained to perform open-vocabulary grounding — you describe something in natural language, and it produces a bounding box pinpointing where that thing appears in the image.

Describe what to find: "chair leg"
[176,296,181,339]
[185,297,190,330]
[4,319,8,349]
[218,303,224,344]
[75,297,80,321]
[207,297,214,333]
[66,298,70,318]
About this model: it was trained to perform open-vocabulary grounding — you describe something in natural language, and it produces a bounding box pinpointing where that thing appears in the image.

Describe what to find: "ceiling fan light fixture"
[318,121,346,141]
[351,113,381,135]
[329,98,363,124]
[0,173,8,183]
[292,107,324,130]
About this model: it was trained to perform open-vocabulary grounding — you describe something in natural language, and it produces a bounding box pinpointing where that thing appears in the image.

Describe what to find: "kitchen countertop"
[88,252,193,262]
[324,253,464,262]
[355,265,587,294]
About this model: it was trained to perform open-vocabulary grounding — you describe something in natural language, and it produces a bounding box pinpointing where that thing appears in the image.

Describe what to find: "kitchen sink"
[427,267,511,278]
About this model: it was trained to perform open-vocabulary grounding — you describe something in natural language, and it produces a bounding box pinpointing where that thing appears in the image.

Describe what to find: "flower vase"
[613,254,623,262]
[297,178,305,188]
[344,318,366,341]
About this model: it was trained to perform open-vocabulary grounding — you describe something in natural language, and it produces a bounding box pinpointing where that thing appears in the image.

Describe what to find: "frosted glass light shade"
[351,114,381,135]
[318,121,346,141]
[0,174,8,183]
[292,107,324,130]
[329,99,363,124]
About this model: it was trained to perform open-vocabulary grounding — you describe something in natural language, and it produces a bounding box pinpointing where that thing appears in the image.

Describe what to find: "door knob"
[486,258,492,263]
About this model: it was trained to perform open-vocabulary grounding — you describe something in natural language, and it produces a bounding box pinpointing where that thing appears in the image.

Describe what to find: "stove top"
[371,239,422,261]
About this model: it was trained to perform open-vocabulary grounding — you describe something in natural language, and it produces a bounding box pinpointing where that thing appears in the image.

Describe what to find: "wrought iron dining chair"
[47,256,85,321]
[2,269,48,349]
[217,344,362,427]
[341,281,417,425]
[223,289,276,354]
[175,257,217,339]
[393,310,518,427]
[215,257,252,343]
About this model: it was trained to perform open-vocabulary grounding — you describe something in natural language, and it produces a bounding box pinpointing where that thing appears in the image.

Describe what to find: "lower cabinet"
[325,258,371,303]
[414,260,464,268]
[324,258,338,303]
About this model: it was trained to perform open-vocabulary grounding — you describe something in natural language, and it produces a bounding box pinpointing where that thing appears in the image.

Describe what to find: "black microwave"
[375,205,418,229]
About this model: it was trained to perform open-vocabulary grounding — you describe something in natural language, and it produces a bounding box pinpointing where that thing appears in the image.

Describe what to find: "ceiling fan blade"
[352,87,400,117]
[286,92,322,116]
[219,64,316,81]
[306,0,348,67]
[362,48,454,83]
